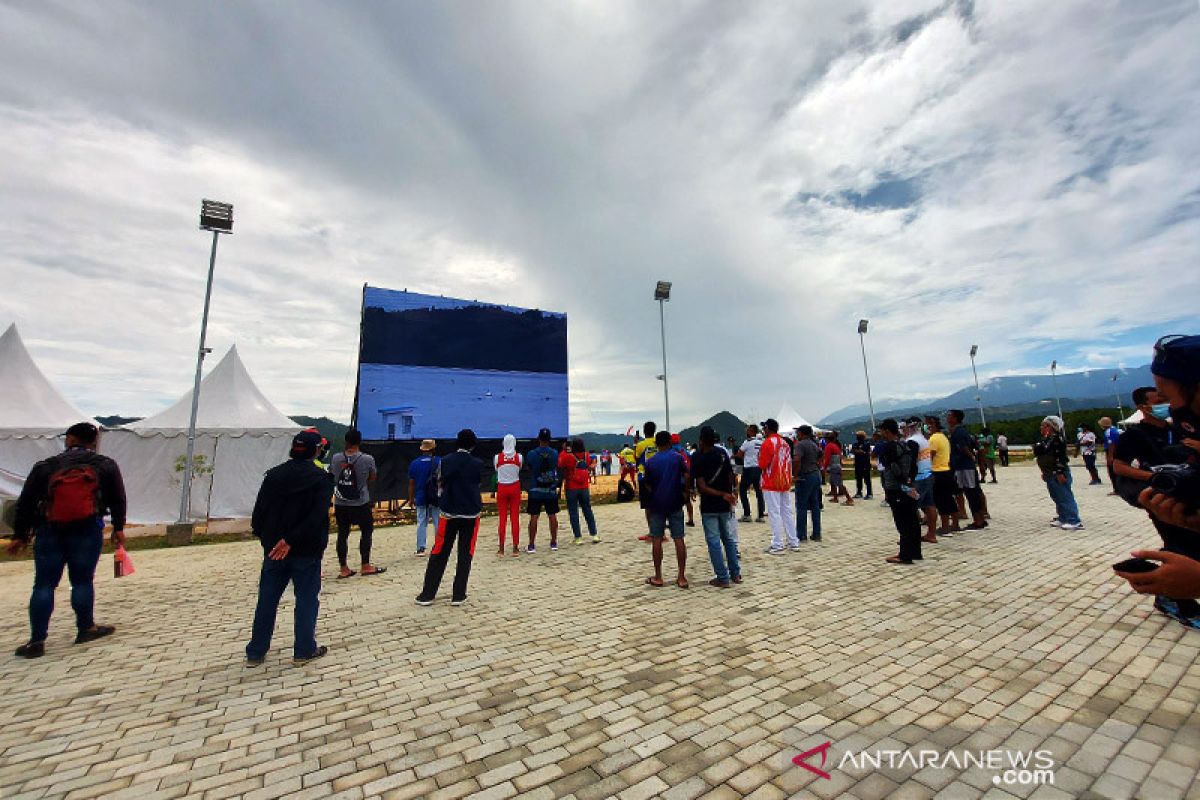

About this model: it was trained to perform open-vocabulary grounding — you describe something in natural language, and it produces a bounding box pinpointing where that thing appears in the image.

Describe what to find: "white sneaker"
[764,546,786,556]
[1059,522,1083,531]
[788,545,802,552]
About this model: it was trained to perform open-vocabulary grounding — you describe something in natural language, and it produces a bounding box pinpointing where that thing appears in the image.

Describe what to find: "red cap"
[671,433,681,444]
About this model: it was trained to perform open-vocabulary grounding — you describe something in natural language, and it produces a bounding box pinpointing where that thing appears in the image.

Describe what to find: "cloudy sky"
[1,0,1197,432]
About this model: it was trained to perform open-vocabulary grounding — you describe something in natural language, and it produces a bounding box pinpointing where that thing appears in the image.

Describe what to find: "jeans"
[793,473,822,541]
[29,519,105,642]
[1044,470,1081,525]
[416,504,439,550]
[701,513,740,582]
[334,503,374,566]
[246,555,321,660]
[420,517,480,601]
[565,488,597,537]
[740,467,765,518]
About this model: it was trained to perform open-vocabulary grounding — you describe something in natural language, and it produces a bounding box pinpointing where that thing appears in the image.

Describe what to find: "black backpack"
[528,448,560,499]
[334,455,361,502]
[616,479,635,502]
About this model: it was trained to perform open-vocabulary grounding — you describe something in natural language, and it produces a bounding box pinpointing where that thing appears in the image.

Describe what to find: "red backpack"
[44,458,102,524]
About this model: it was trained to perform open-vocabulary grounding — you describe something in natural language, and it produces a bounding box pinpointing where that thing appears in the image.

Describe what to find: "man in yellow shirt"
[634,421,660,540]
[925,415,961,534]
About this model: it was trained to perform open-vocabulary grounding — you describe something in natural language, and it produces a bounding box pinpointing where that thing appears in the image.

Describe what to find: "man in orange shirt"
[758,419,798,554]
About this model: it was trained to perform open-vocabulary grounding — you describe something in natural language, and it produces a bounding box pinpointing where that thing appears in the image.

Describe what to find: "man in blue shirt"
[407,440,440,556]
[524,428,561,552]
[642,431,689,588]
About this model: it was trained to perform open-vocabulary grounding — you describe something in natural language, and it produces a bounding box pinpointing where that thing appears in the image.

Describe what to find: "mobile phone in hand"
[1112,557,1158,574]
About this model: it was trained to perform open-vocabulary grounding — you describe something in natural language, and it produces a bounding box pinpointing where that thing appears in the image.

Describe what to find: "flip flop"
[676,578,690,589]
[645,577,664,587]
[361,567,387,576]
[337,571,357,579]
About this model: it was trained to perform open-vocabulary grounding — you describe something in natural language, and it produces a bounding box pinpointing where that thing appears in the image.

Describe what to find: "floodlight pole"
[858,320,876,432]
[1113,372,1125,424]
[178,201,232,526]
[658,297,670,433]
[1050,360,1064,423]
[969,345,987,427]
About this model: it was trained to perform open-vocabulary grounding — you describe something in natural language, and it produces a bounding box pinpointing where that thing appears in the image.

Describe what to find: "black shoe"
[245,655,265,667]
[415,596,434,606]
[685,521,695,528]
[293,645,328,665]
[15,640,45,659]
[451,597,467,606]
[75,625,115,645]
[811,535,822,542]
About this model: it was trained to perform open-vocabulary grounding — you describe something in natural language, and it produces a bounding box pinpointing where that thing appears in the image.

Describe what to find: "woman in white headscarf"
[494,434,523,555]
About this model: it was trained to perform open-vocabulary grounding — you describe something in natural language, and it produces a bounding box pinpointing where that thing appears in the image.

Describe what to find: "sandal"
[337,570,357,579]
[676,577,690,589]
[645,577,664,587]
[361,567,387,576]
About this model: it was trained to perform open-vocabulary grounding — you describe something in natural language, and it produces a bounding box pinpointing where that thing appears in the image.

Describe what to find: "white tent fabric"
[0,323,100,498]
[109,346,300,523]
[773,403,824,433]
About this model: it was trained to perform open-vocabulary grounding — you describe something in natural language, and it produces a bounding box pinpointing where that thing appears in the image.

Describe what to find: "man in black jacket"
[416,429,483,606]
[245,430,334,666]
[879,419,923,565]
[9,422,127,659]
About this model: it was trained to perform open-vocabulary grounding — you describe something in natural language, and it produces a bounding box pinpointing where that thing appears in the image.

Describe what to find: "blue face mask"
[1151,403,1172,420]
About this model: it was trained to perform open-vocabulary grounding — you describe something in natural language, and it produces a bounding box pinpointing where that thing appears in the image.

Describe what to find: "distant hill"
[96,415,141,427]
[827,394,1131,431]
[579,411,750,451]
[291,416,349,452]
[821,364,1152,426]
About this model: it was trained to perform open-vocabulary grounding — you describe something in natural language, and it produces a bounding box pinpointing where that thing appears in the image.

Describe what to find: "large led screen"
[354,287,568,440]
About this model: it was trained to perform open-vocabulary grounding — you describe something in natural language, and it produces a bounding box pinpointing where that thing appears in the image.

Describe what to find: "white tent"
[773,403,827,434]
[104,345,300,523]
[0,324,99,499]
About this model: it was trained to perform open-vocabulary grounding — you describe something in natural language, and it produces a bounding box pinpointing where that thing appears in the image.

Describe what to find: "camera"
[1149,463,1200,503]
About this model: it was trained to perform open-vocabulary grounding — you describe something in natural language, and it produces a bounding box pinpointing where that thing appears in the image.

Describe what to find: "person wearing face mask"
[1113,336,1200,626]
[1099,417,1120,494]
[1111,388,1174,504]
[1075,423,1102,485]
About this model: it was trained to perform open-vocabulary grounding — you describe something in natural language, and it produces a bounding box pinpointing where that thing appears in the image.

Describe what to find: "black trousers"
[335,504,374,566]
[887,491,923,562]
[999,449,1009,467]
[740,467,765,518]
[854,463,873,496]
[420,517,479,601]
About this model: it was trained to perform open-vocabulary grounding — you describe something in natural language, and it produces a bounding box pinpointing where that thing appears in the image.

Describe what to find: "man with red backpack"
[8,422,127,659]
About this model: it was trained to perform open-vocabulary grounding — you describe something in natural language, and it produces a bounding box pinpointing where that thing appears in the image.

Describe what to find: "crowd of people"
[6,335,1199,662]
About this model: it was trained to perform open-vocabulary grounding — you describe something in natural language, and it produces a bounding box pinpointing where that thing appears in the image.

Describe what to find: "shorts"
[828,468,843,489]
[527,495,560,516]
[648,510,686,540]
[914,476,934,509]
[954,469,979,491]
[638,480,651,510]
[932,471,958,516]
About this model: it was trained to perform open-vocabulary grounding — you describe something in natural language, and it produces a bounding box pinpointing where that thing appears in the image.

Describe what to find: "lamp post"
[1113,372,1125,424]
[177,200,233,529]
[857,319,876,432]
[1050,359,1064,422]
[654,281,672,432]
[969,345,987,427]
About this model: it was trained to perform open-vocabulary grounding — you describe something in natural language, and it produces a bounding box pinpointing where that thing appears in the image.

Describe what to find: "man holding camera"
[1114,335,1200,619]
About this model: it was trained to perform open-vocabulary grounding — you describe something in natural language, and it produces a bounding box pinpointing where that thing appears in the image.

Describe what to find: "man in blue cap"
[245,429,335,666]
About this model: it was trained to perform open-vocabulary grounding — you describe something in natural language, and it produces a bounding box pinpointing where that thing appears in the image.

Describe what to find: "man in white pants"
[758,419,798,554]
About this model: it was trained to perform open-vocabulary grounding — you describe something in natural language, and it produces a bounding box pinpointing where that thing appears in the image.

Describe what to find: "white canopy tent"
[0,324,99,499]
[773,403,828,434]
[104,345,300,523]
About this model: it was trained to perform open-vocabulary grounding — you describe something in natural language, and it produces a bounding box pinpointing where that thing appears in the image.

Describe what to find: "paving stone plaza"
[0,461,1197,800]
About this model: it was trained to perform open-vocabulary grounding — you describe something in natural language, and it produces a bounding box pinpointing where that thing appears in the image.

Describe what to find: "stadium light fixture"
[857,320,875,431]
[655,282,672,431]
[969,345,986,427]
[1112,371,1125,423]
[179,199,234,528]
[1050,360,1064,422]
